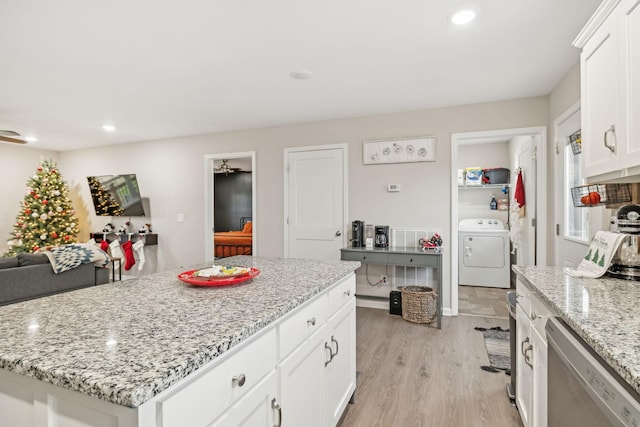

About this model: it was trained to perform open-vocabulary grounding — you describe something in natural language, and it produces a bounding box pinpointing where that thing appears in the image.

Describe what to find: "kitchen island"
[0,255,360,426]
[513,265,640,395]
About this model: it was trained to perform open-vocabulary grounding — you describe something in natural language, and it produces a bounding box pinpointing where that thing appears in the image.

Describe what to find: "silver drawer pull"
[232,374,246,387]
[272,398,282,427]
[307,317,316,326]
[343,290,351,296]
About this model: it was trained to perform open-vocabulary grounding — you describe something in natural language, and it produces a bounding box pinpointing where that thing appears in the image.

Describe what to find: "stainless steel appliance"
[351,220,364,248]
[608,204,640,280]
[546,317,640,426]
[374,225,389,248]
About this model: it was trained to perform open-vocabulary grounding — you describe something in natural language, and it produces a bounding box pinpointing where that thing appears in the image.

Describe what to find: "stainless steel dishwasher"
[546,317,640,426]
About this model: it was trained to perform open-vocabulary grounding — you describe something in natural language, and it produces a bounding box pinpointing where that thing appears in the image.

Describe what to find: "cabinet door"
[530,325,547,427]
[278,330,327,427]
[515,304,533,427]
[209,371,278,427]
[619,0,640,170]
[324,302,356,427]
[581,14,621,178]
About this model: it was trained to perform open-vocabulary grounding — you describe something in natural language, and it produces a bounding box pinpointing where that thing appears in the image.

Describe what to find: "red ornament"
[42,200,49,205]
[50,232,58,238]
[33,245,39,251]
[24,209,32,215]
[30,191,36,196]
[51,170,57,174]
[64,235,70,241]
[34,194,40,199]
[37,167,42,171]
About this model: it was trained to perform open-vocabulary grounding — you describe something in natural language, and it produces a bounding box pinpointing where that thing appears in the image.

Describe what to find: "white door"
[553,103,591,268]
[516,140,537,266]
[285,146,347,260]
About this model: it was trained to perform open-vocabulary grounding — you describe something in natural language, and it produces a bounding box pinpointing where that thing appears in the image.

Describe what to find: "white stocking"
[133,239,145,271]
[109,239,124,269]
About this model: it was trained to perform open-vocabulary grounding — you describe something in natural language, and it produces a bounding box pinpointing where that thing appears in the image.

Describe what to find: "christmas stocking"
[121,240,135,271]
[133,239,145,271]
[109,240,125,269]
[100,239,109,253]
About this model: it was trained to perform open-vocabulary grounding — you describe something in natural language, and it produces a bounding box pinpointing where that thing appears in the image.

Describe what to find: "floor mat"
[475,326,510,373]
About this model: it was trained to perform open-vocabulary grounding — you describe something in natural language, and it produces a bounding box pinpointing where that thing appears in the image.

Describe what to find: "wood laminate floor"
[339,289,522,427]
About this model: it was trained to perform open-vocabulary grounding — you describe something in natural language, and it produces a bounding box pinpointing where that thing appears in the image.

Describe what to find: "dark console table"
[340,246,442,328]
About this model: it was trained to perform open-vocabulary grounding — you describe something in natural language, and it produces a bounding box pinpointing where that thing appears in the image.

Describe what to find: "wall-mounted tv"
[87,174,146,216]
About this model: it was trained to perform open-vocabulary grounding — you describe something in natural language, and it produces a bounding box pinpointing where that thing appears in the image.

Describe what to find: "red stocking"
[100,240,109,253]
[122,240,136,271]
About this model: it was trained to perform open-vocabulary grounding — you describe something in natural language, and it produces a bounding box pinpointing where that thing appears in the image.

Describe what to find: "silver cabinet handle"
[232,374,246,387]
[335,230,342,236]
[331,335,339,358]
[272,398,282,427]
[530,312,537,320]
[523,344,534,368]
[325,342,334,366]
[343,289,351,296]
[521,337,530,356]
[604,125,616,153]
[307,317,316,326]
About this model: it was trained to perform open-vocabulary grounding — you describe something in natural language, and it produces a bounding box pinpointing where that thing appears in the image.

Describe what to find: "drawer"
[278,293,328,359]
[327,274,355,315]
[515,279,532,316]
[529,292,553,332]
[158,328,276,427]
[341,250,388,264]
[390,254,437,268]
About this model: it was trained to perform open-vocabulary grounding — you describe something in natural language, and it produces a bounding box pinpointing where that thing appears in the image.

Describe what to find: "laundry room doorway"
[450,127,547,316]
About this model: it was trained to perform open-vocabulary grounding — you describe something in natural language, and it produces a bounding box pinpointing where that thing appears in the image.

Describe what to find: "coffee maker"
[351,220,365,247]
[375,225,389,248]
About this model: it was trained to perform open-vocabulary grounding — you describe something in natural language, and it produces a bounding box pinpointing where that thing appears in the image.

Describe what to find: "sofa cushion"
[17,253,50,266]
[0,257,19,269]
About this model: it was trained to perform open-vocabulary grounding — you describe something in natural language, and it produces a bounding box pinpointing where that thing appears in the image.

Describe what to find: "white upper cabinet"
[576,0,640,181]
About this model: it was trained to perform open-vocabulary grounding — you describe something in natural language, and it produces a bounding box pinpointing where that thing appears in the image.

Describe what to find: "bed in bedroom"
[213,218,252,258]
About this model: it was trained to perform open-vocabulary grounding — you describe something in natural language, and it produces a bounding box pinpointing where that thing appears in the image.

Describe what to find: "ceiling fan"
[214,159,242,175]
[0,130,27,145]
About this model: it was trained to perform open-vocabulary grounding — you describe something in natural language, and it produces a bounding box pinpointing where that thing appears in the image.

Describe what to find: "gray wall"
[2,90,578,312]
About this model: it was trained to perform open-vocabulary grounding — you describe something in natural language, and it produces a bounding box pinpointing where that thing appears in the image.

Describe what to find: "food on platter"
[193,265,250,278]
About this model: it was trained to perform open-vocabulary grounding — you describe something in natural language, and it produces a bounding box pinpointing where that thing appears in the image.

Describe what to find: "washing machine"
[458,218,510,288]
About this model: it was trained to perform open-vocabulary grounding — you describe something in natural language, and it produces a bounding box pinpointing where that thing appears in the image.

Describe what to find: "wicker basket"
[400,286,438,324]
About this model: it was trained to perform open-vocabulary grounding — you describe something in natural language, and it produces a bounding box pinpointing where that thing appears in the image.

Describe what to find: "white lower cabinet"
[278,282,356,427]
[515,303,533,427]
[515,279,552,427]
[209,372,279,427]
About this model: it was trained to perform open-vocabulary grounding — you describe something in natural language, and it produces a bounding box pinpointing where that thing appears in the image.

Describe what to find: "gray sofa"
[0,253,109,306]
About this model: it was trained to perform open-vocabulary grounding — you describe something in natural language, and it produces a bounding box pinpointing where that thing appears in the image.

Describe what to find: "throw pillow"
[0,257,19,269]
[17,253,50,266]
[242,221,252,233]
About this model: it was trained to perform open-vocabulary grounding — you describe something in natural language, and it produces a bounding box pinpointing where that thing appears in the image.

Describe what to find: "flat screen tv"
[87,174,145,216]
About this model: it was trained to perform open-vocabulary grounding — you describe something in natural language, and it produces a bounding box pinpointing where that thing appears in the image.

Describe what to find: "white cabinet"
[278,277,356,427]
[578,0,640,181]
[515,303,533,427]
[515,280,552,427]
[210,372,280,427]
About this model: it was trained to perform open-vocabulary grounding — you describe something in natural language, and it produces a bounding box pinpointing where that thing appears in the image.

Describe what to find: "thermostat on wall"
[387,184,401,192]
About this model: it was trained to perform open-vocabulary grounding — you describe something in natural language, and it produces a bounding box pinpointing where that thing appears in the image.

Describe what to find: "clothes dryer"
[458,218,510,288]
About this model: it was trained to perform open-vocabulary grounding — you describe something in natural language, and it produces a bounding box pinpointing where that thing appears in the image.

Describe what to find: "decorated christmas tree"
[4,159,79,256]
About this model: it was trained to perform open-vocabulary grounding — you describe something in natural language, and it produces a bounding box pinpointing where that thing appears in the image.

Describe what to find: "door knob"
[335,231,342,236]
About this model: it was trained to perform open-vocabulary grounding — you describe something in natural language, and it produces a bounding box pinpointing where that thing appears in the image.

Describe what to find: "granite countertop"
[513,265,640,395]
[0,256,360,408]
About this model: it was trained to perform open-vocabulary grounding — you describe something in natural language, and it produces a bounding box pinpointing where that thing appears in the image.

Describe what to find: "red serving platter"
[177,267,260,287]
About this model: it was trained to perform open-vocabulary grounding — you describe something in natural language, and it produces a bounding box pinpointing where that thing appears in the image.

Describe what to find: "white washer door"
[462,235,506,268]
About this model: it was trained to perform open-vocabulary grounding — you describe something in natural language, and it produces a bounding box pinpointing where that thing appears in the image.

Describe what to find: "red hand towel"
[514,171,525,208]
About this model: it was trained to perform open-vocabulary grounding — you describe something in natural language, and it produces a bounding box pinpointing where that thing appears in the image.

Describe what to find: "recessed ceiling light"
[24,136,38,143]
[289,69,313,80]
[451,10,476,25]
[102,124,116,132]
